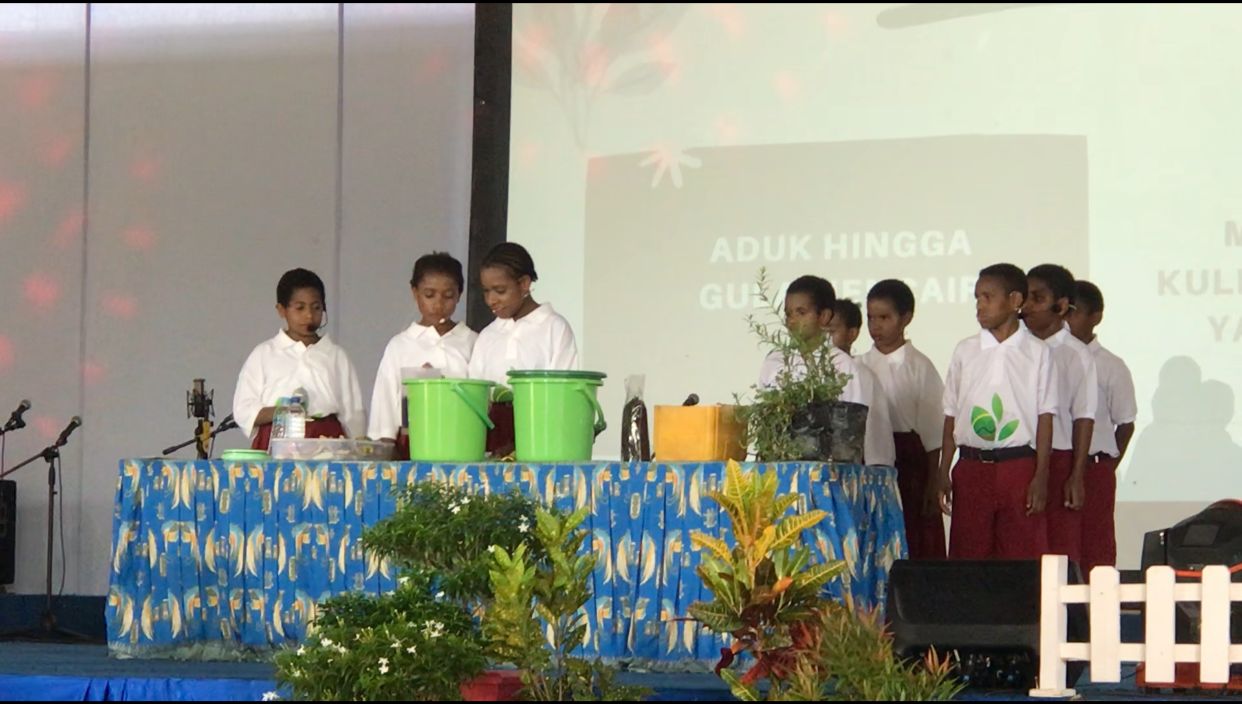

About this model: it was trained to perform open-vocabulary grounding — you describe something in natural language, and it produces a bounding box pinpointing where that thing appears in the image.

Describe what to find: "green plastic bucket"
[508,370,607,462]
[403,378,495,462]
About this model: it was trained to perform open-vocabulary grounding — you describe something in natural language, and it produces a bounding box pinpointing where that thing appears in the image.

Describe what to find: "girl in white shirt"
[233,268,366,451]
[368,253,478,457]
[469,242,579,455]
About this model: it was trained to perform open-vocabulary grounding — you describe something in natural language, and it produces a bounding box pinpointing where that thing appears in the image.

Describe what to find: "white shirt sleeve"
[862,370,896,466]
[1072,349,1099,421]
[367,342,403,440]
[337,351,367,439]
[233,346,266,438]
[916,357,946,452]
[549,318,580,370]
[942,344,962,418]
[1112,359,1138,425]
[1037,344,1059,417]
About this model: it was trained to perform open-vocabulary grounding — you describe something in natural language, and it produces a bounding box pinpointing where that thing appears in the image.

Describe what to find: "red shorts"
[1080,454,1118,574]
[893,432,946,560]
[1045,449,1084,567]
[949,455,1049,560]
[250,414,346,452]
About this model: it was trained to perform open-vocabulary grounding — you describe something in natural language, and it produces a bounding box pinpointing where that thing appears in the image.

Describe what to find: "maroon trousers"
[949,456,1049,560]
[893,432,946,559]
[1080,454,1118,574]
[1045,449,1084,567]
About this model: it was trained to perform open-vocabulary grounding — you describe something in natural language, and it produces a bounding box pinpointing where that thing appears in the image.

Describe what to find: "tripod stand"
[0,421,92,642]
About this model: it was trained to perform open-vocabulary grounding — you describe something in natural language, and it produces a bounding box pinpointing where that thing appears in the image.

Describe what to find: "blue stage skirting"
[0,675,276,702]
[107,460,906,663]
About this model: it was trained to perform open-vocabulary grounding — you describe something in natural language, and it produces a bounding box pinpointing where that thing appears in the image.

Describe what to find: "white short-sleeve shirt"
[942,326,1058,450]
[1044,323,1099,451]
[859,341,946,453]
[233,330,367,439]
[468,303,579,386]
[1087,338,1138,457]
[367,322,478,439]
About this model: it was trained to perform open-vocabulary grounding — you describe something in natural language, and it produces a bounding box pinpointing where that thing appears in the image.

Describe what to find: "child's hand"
[1026,475,1048,515]
[925,479,946,517]
[1065,473,1085,511]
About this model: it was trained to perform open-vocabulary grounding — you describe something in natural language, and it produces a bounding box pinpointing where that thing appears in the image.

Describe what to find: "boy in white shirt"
[1022,264,1098,568]
[859,280,947,559]
[825,299,896,469]
[939,264,1057,560]
[233,268,366,450]
[368,253,478,457]
[469,242,578,455]
[1068,280,1137,572]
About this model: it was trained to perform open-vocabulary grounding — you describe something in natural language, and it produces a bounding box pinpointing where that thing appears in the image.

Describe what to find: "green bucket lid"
[221,449,270,462]
[507,370,607,381]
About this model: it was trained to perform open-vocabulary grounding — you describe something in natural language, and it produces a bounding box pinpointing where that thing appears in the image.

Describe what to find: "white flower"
[390,640,402,650]
[262,692,280,701]
[336,644,348,655]
[295,646,306,657]
[451,505,461,514]
[487,545,497,554]
[320,638,333,648]
[518,521,529,534]
[460,496,470,505]
[397,575,409,586]
[378,663,389,675]
[378,657,389,666]
[422,620,445,639]
[406,644,418,654]
[435,591,444,599]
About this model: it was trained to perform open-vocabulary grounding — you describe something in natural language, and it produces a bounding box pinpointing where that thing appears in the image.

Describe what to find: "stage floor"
[0,642,1237,701]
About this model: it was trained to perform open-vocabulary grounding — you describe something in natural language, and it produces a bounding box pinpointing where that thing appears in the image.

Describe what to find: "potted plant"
[274,482,542,701]
[738,268,865,463]
[687,460,961,701]
[485,507,649,701]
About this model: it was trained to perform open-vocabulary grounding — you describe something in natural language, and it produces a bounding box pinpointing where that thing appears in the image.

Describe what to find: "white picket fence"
[1031,554,1242,697]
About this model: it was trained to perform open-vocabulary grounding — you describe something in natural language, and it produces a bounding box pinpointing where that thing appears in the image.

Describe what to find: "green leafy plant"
[688,460,844,689]
[486,507,649,701]
[273,576,486,700]
[689,461,961,702]
[970,393,1019,442]
[736,268,852,460]
[274,482,542,701]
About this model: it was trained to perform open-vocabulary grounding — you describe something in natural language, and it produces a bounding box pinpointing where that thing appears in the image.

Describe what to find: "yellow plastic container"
[654,404,747,462]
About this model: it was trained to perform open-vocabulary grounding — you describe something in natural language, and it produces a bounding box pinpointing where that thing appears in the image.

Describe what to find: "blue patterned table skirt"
[106,461,906,664]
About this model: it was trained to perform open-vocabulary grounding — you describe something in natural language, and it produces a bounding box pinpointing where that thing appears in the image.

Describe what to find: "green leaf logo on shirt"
[971,393,1019,442]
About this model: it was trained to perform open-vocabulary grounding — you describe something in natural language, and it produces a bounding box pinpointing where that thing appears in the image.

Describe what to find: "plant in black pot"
[738,269,866,463]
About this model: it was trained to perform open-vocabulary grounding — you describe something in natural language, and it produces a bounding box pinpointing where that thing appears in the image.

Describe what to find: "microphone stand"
[160,416,238,458]
[0,435,92,642]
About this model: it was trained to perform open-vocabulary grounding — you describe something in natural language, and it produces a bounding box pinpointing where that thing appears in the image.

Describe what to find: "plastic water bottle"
[271,397,289,439]
[286,388,308,439]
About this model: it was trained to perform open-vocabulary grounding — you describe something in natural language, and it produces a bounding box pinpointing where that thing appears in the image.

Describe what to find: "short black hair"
[867,279,915,316]
[481,242,538,282]
[978,263,1027,299]
[833,298,863,330]
[1027,263,1076,306]
[277,268,326,307]
[1075,280,1104,315]
[411,252,465,292]
[785,275,836,313]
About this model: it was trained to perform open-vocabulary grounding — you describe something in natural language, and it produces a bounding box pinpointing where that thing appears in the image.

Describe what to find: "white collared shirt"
[757,347,895,466]
[468,303,579,385]
[1043,323,1099,451]
[1087,337,1138,457]
[367,321,478,439]
[233,330,367,439]
[942,326,1058,449]
[859,341,946,452]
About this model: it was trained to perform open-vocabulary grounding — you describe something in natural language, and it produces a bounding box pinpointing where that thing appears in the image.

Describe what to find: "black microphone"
[54,416,81,448]
[682,394,700,407]
[4,399,31,431]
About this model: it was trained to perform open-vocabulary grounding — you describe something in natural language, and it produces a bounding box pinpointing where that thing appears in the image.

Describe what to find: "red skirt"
[486,402,515,458]
[250,414,346,452]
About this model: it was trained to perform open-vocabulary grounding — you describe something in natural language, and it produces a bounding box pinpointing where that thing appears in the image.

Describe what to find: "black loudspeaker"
[0,480,14,585]
[886,559,1087,689]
